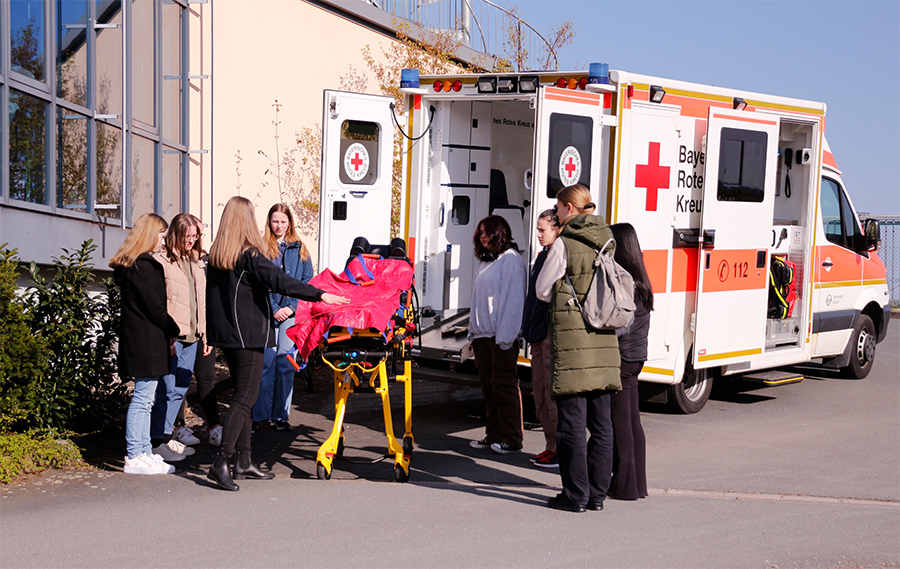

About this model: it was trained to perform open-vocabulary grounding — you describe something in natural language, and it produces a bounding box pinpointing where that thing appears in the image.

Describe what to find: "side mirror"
[863,218,881,252]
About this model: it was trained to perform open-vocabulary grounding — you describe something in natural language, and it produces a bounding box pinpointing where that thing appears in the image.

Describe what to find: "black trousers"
[608,360,647,500]
[221,348,264,454]
[194,339,220,426]
[556,390,613,505]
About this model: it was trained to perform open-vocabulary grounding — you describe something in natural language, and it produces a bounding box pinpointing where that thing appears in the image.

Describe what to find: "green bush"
[0,240,126,433]
[0,430,85,483]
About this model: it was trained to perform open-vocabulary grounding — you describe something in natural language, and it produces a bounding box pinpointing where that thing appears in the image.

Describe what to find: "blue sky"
[502,0,900,215]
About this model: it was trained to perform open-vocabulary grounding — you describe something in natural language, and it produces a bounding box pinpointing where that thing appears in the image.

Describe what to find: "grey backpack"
[563,238,636,330]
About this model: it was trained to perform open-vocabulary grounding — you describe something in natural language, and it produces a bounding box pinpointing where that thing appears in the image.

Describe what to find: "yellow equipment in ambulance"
[317,65,890,414]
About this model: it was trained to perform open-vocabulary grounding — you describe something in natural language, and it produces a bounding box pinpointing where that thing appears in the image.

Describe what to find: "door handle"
[821,260,834,268]
[702,229,716,248]
[439,203,445,227]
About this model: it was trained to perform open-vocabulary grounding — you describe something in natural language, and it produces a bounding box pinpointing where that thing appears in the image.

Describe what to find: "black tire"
[667,363,713,414]
[840,315,876,380]
[337,436,345,457]
[394,463,409,483]
[402,436,414,454]
[316,462,332,480]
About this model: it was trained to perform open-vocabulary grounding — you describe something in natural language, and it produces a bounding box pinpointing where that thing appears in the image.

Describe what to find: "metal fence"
[368,0,558,70]
[864,214,900,308]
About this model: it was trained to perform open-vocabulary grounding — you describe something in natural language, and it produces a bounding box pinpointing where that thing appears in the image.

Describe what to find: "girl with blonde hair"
[252,204,315,432]
[535,184,619,512]
[110,213,181,475]
[205,196,348,491]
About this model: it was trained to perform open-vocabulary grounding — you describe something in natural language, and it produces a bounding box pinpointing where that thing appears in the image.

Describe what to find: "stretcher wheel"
[337,436,345,457]
[316,462,332,480]
[394,463,409,483]
[402,436,413,454]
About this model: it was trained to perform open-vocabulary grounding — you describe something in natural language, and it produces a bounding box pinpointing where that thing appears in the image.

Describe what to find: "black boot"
[233,451,275,480]
[234,451,275,480]
[207,451,239,491]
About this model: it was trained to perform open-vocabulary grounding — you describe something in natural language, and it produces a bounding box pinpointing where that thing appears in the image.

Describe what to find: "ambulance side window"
[717,128,767,203]
[821,177,864,252]
[339,120,379,186]
[451,195,470,226]
[546,113,592,198]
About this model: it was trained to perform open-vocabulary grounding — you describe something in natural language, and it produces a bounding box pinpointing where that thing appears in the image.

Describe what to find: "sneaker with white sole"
[145,453,176,474]
[124,455,154,475]
[153,441,189,462]
[469,438,494,449]
[173,425,200,446]
[208,425,223,447]
[490,442,522,455]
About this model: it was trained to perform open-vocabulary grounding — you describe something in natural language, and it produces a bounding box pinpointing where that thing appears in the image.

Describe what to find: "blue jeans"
[253,316,296,422]
[125,377,160,458]
[151,340,198,439]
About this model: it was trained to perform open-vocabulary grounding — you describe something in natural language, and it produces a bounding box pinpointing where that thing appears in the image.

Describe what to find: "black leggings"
[194,339,220,426]
[221,348,265,454]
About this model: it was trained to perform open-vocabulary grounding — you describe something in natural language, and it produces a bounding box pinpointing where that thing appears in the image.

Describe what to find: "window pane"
[131,134,156,222]
[161,149,182,218]
[132,0,155,128]
[717,127,766,203]
[57,0,88,105]
[820,178,843,246]
[451,195,470,225]
[340,120,379,185]
[547,113,592,198]
[96,122,122,219]
[96,1,122,115]
[57,109,89,212]
[161,2,182,143]
[11,0,46,81]
[9,89,48,204]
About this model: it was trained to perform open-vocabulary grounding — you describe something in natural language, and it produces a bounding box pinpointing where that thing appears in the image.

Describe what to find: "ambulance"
[317,65,891,413]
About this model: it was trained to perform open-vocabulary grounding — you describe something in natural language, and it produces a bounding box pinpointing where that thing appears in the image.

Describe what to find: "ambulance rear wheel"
[316,463,331,480]
[841,315,875,380]
[668,364,712,414]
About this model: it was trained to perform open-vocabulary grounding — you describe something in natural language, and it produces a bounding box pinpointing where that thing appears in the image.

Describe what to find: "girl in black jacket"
[205,196,347,491]
[608,223,653,500]
[110,213,181,475]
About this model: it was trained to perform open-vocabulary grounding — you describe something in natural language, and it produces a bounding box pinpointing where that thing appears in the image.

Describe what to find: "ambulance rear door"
[532,86,609,214]
[319,90,395,272]
[693,109,779,369]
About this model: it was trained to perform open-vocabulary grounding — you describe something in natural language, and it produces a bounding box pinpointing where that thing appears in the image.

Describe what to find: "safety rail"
[368,0,558,70]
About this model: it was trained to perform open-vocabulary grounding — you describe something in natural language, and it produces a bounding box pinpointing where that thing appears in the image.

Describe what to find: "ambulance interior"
[419,97,537,354]
[766,120,816,351]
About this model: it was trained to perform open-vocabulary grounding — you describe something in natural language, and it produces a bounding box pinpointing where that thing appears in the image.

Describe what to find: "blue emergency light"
[588,62,609,85]
[400,68,420,89]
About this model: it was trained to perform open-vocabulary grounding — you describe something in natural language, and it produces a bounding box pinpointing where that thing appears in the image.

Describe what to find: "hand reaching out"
[321,293,350,305]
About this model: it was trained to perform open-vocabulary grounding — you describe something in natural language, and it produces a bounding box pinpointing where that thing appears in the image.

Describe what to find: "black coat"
[206,247,325,349]
[617,296,650,363]
[114,253,181,378]
[522,247,550,344]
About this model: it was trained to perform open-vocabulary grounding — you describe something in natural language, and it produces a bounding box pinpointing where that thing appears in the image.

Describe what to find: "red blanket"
[286,256,414,360]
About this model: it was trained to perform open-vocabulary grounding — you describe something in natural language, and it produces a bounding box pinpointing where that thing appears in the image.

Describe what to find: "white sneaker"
[173,425,200,446]
[145,453,176,474]
[153,441,189,462]
[124,455,154,475]
[209,425,223,447]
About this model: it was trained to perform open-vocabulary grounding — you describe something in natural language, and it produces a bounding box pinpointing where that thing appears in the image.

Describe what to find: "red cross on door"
[351,153,363,171]
[634,142,670,211]
[564,157,577,179]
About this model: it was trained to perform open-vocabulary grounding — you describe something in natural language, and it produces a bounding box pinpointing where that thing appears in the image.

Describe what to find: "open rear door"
[532,86,606,212]
[319,91,395,272]
[693,109,779,369]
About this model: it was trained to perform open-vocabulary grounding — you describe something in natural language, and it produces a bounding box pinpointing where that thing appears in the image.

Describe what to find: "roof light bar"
[477,76,497,93]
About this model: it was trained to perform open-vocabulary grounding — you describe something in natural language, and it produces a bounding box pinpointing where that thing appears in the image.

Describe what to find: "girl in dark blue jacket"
[252,204,315,431]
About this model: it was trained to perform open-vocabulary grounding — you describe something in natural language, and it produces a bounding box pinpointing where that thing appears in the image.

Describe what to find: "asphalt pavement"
[2,325,898,568]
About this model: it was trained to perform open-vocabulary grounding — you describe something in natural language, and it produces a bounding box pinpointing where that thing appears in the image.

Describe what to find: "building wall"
[191,1,400,269]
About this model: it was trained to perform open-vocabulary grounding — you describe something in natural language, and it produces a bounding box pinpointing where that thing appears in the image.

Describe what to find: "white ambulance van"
[317,67,891,413]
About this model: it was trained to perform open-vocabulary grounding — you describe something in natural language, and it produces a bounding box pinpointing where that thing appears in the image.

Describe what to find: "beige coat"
[153,252,206,341]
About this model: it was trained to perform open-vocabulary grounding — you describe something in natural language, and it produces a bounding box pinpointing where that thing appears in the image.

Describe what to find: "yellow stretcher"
[314,299,416,483]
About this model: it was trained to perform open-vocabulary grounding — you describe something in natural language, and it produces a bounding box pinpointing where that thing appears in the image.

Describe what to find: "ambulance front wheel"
[668,365,712,414]
[841,315,876,380]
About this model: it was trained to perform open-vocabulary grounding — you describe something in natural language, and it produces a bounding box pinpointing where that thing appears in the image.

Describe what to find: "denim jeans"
[151,340,198,439]
[125,377,160,458]
[252,316,296,422]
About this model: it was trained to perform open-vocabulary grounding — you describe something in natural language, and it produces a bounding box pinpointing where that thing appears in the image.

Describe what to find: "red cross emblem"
[634,142,670,211]
[564,157,577,179]
[351,152,363,171]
